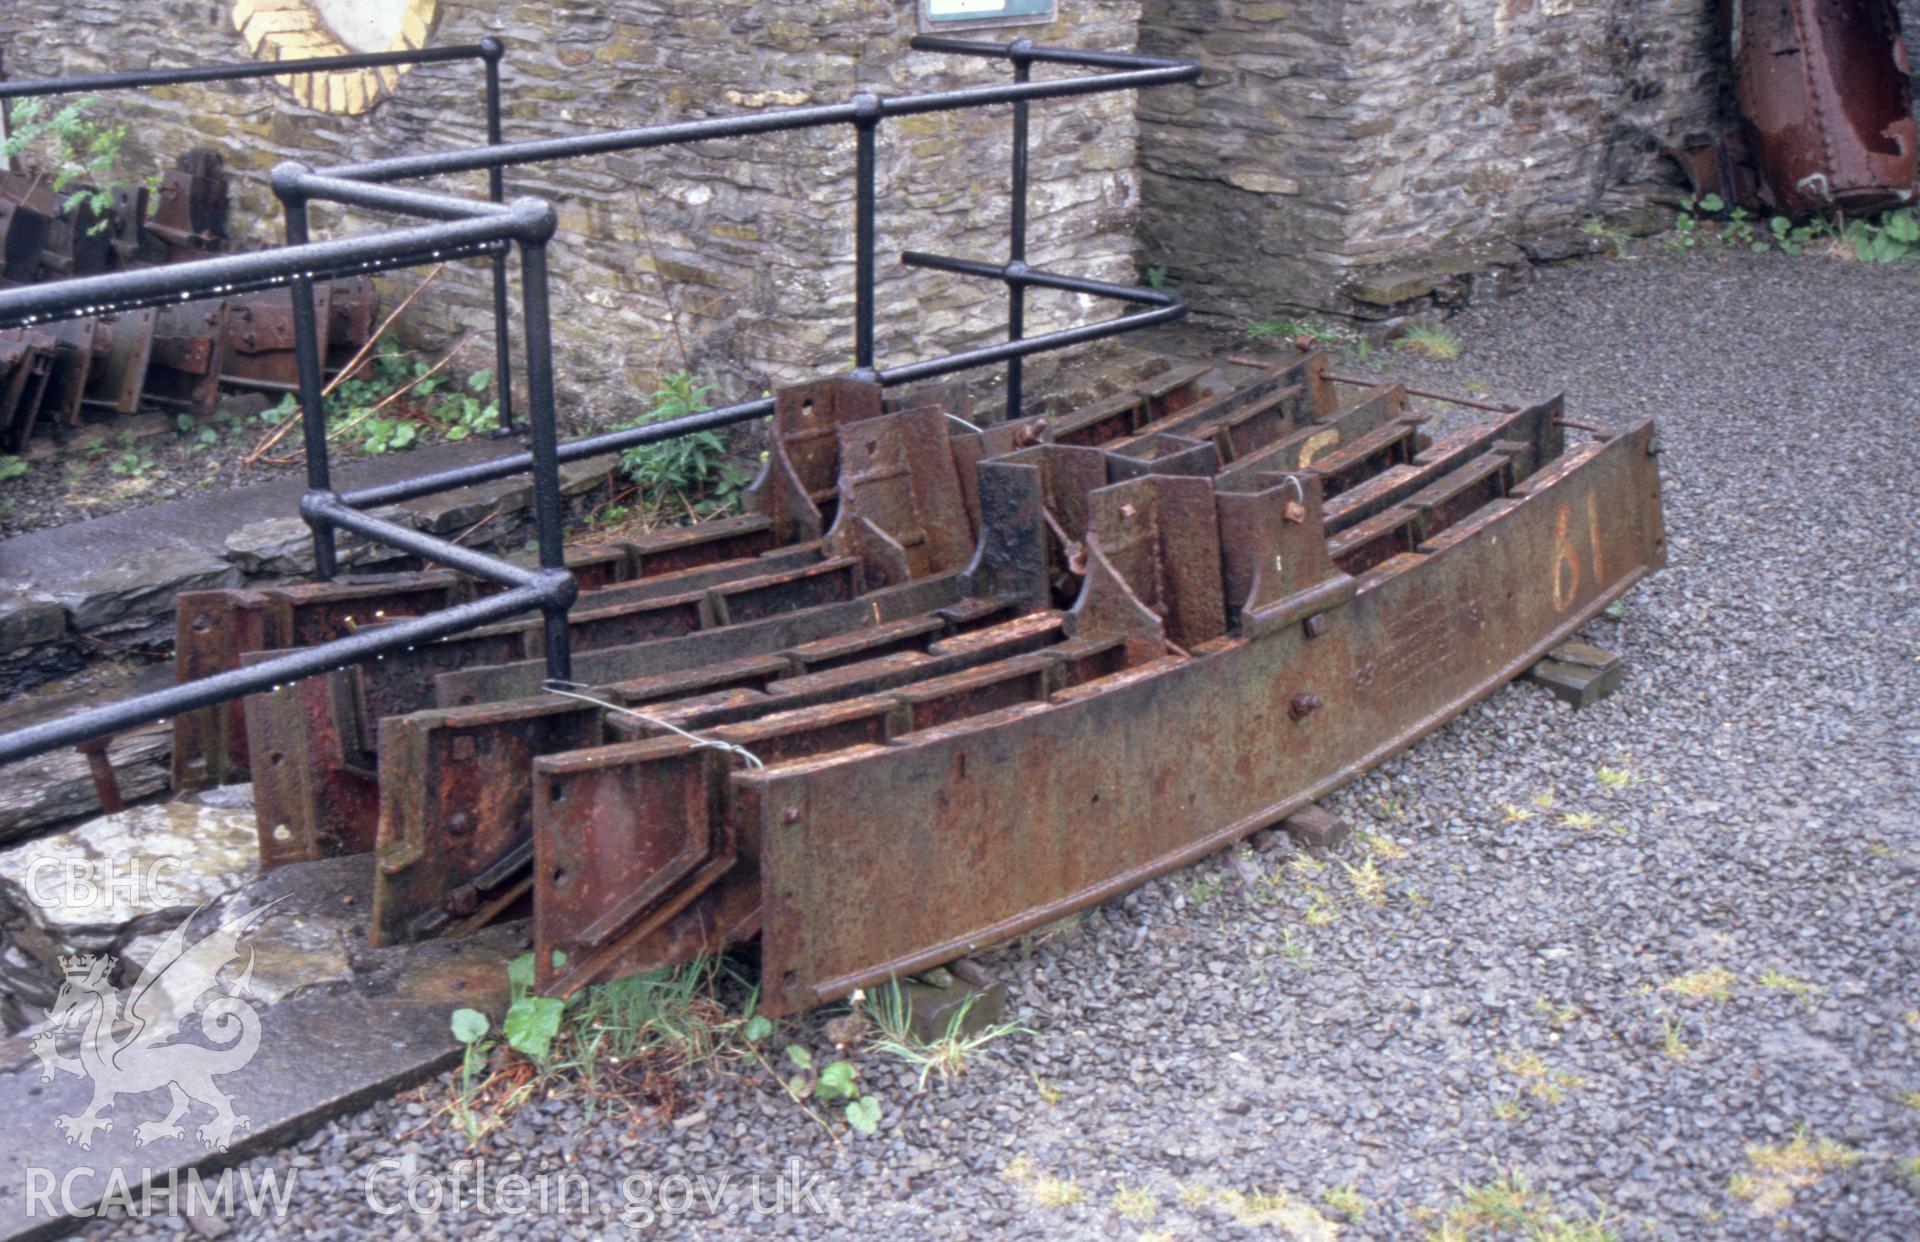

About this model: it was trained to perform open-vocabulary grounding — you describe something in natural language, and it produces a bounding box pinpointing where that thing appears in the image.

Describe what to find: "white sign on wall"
[918,0,1058,33]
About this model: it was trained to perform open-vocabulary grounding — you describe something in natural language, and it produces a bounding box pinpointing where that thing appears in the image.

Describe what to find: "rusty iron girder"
[204,353,1664,1017]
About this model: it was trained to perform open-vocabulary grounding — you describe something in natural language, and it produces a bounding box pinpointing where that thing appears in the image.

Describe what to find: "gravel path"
[88,250,1920,1241]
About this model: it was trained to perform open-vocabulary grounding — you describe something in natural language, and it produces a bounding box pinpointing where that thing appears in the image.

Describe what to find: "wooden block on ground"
[1282,803,1350,851]
[1525,641,1622,709]
[899,960,1008,1043]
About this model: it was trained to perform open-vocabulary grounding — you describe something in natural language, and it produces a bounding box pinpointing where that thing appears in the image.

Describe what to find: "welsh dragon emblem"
[31,902,273,1152]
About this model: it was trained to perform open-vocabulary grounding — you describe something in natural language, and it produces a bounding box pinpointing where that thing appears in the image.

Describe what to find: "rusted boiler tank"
[1723,0,1918,214]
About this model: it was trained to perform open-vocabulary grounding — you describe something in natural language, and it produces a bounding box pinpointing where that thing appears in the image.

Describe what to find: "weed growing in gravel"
[1596,761,1650,791]
[1248,315,1345,347]
[439,954,891,1145]
[1356,828,1408,861]
[1177,1183,1214,1210]
[1397,323,1462,361]
[1220,1187,1342,1238]
[1561,810,1600,830]
[1658,1013,1693,1062]
[1756,970,1821,997]
[1532,997,1580,1027]
[863,980,1029,1090]
[1898,1155,1920,1194]
[1662,967,1737,1003]
[1733,1131,1861,1216]
[0,456,26,483]
[1501,802,1537,824]
[1432,1167,1617,1241]
[1900,1089,1920,1111]
[1579,216,1636,258]
[1001,1158,1085,1209]
[1277,927,1314,971]
[1187,875,1222,904]
[1301,884,1342,927]
[1341,858,1387,904]
[774,1041,880,1136]
[1499,1049,1586,1104]
[1111,1184,1157,1220]
[1492,1096,1532,1123]
[1030,1072,1063,1105]
[1906,1009,1920,1030]
[1323,1184,1367,1221]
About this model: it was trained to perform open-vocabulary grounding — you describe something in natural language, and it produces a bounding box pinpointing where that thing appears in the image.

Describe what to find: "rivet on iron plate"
[443,885,479,917]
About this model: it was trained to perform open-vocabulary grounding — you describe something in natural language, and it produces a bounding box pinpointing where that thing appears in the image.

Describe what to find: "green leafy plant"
[106,448,156,478]
[1841,208,1920,262]
[0,96,155,234]
[501,951,566,1063]
[259,336,498,458]
[1142,264,1173,291]
[0,456,27,483]
[1580,215,1634,257]
[1248,315,1347,347]
[780,1043,882,1136]
[616,371,749,517]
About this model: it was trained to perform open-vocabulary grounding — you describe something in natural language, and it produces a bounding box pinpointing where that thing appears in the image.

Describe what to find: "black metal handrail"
[0,195,574,765]
[307,38,1199,511]
[0,41,522,431]
[0,37,1199,769]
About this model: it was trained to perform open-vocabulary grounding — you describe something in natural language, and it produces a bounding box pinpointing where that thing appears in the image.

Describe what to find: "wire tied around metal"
[542,681,765,770]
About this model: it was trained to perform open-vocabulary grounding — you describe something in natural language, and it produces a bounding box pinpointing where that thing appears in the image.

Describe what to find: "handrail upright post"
[1006,38,1034,421]
[851,94,882,380]
[513,210,576,684]
[274,164,339,580]
[480,37,516,434]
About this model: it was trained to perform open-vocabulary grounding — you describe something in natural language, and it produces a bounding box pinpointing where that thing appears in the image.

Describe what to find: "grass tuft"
[1662,967,1737,1003]
[1432,1167,1617,1241]
[1397,323,1462,360]
[864,980,1029,1089]
[1733,1131,1860,1216]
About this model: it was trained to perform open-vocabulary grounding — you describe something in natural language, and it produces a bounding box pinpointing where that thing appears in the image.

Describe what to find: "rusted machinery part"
[0,151,386,433]
[1720,0,1918,215]
[214,353,1666,1013]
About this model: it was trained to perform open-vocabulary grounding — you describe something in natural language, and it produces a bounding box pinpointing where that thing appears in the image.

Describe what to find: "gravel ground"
[84,250,1920,1241]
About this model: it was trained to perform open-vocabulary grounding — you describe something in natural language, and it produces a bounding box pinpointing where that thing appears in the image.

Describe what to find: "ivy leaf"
[743,1015,773,1043]
[845,1096,881,1136]
[816,1061,857,1102]
[506,952,536,992]
[502,995,564,1060]
[468,368,493,391]
[450,1008,490,1045]
[785,1044,813,1071]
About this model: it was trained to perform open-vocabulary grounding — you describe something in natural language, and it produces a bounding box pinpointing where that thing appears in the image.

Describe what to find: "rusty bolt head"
[1282,499,1308,524]
[446,811,473,838]
[783,806,801,824]
[1303,613,1329,638]
[1288,693,1323,721]
[443,885,479,918]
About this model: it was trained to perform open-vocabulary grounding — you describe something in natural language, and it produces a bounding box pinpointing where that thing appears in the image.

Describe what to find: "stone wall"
[0,1,1146,428]
[1137,0,1729,321]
